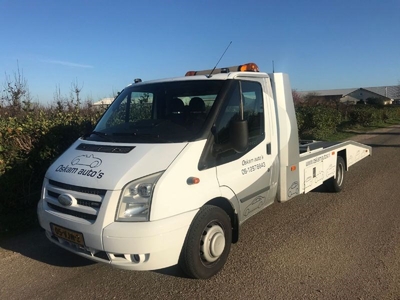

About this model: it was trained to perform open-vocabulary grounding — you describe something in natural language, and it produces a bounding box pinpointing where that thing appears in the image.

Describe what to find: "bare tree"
[53,84,68,111]
[1,62,31,114]
[70,79,83,107]
[292,90,304,106]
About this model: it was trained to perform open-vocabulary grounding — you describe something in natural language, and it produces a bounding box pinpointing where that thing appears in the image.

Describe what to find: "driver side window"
[214,80,264,164]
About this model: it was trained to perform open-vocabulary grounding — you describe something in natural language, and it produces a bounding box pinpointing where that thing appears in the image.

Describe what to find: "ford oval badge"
[58,194,74,207]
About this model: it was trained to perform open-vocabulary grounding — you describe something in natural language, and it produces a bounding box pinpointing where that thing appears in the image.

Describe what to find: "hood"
[46,139,188,190]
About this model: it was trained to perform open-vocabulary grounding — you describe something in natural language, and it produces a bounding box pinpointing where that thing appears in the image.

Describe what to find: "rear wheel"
[325,156,346,192]
[179,205,232,279]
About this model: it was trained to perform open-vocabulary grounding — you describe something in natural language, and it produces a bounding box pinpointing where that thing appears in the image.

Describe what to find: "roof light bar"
[185,62,260,76]
[184,71,196,76]
[238,63,259,72]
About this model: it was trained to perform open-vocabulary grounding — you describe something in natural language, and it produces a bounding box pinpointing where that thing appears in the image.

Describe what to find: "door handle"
[266,143,271,155]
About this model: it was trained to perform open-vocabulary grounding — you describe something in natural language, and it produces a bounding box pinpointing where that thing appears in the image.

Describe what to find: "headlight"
[116,172,163,222]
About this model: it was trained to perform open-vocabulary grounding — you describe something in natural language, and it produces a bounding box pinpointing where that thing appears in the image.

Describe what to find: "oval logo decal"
[58,194,74,207]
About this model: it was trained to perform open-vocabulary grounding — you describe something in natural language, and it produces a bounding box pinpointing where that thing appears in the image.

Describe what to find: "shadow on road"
[345,131,399,136]
[154,264,188,279]
[0,227,95,268]
[367,143,400,148]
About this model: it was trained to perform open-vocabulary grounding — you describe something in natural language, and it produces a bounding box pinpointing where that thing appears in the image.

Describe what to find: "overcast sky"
[1,0,399,105]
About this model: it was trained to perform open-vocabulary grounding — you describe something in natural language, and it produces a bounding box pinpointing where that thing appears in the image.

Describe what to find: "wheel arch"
[337,149,348,170]
[205,197,239,243]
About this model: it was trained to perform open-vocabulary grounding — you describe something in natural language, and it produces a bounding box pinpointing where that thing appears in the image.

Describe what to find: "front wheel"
[325,156,346,192]
[179,205,232,279]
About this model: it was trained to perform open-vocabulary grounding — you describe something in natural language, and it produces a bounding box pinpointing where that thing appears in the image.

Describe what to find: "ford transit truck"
[37,63,371,279]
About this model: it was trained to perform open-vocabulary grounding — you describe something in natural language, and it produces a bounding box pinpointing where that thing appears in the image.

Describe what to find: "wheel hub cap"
[201,225,225,263]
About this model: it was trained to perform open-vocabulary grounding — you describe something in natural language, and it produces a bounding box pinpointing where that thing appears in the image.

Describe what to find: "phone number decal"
[241,162,266,175]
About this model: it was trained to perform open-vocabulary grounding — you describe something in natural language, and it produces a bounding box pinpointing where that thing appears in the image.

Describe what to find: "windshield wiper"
[87,131,115,142]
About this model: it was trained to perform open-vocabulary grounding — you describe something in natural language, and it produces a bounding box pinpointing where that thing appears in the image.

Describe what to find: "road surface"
[1,126,399,299]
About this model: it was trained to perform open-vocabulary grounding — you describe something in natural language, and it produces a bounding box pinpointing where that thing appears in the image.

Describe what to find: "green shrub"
[296,106,341,140]
[0,104,104,217]
[382,107,400,121]
[349,106,400,126]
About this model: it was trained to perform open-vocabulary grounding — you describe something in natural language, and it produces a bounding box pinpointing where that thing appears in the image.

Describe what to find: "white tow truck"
[37,63,371,279]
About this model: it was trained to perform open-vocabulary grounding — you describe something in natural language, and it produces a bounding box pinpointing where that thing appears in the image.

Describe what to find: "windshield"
[87,80,225,143]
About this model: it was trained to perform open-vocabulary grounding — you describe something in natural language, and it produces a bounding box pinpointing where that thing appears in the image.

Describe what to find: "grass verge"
[323,120,400,141]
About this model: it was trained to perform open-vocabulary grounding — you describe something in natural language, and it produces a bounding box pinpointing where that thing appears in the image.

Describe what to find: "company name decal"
[55,154,105,179]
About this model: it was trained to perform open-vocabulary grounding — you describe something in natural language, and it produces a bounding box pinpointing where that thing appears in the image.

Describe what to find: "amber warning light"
[185,63,260,76]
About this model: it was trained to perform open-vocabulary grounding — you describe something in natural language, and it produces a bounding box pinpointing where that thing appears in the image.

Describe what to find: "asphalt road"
[1,126,399,300]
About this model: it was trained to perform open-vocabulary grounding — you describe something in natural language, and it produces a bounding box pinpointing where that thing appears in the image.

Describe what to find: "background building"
[299,85,400,105]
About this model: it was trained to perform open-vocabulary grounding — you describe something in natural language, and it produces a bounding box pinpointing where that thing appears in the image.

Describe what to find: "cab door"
[214,79,276,221]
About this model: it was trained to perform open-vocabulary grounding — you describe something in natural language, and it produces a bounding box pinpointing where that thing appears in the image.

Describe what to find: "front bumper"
[38,199,197,271]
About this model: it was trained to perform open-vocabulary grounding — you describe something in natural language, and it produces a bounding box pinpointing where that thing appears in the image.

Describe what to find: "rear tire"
[179,205,232,279]
[325,156,345,192]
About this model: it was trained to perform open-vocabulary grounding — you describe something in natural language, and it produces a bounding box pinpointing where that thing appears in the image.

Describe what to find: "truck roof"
[126,62,270,87]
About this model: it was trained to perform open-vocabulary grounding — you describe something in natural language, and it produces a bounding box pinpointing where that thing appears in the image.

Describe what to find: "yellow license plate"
[51,223,85,247]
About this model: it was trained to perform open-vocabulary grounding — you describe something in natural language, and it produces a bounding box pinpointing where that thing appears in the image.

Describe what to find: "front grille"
[49,180,106,196]
[46,180,107,222]
[48,203,97,221]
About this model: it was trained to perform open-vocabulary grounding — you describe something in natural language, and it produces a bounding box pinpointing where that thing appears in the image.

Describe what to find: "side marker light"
[187,177,200,185]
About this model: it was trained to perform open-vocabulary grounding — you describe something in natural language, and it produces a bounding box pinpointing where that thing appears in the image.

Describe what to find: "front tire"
[325,156,346,192]
[179,205,232,279]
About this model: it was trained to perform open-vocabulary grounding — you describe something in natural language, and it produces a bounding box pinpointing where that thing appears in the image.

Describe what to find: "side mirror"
[230,120,248,153]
